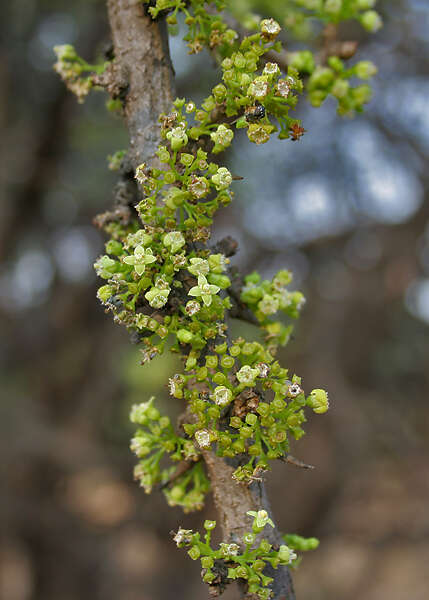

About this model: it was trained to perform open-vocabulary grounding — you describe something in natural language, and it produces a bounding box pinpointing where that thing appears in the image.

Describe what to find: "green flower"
[259,294,279,315]
[308,389,329,414]
[278,545,297,564]
[135,163,148,185]
[188,275,220,307]
[145,286,170,308]
[195,429,211,448]
[211,167,232,190]
[260,18,281,41]
[163,231,186,253]
[246,509,275,530]
[166,125,188,151]
[210,124,234,150]
[123,245,156,275]
[188,258,209,277]
[211,385,233,406]
[236,365,259,385]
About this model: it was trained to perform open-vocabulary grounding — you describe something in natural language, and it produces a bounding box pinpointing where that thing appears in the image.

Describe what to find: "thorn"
[280,454,315,470]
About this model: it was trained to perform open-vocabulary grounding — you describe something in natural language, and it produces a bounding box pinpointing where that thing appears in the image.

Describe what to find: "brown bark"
[107,0,175,167]
[106,2,295,598]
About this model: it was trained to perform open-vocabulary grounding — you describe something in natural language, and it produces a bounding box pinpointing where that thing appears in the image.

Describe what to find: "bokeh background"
[2,1,429,599]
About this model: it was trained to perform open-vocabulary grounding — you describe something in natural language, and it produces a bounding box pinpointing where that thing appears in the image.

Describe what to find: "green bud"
[232,439,246,453]
[97,285,113,303]
[257,403,270,417]
[201,556,214,569]
[188,545,201,560]
[213,372,227,385]
[105,240,123,255]
[331,79,350,99]
[202,96,216,112]
[245,413,258,426]
[239,426,253,439]
[156,146,170,162]
[288,50,315,74]
[215,342,228,354]
[205,355,218,369]
[355,60,377,80]
[259,540,271,553]
[207,273,231,289]
[243,532,255,545]
[308,388,329,414]
[221,355,235,369]
[360,10,383,32]
[212,83,227,101]
[177,329,194,344]
[235,566,248,579]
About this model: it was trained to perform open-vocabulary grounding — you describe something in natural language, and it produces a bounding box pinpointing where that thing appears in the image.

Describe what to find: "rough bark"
[107,0,175,167]
[203,451,295,599]
[106,2,295,598]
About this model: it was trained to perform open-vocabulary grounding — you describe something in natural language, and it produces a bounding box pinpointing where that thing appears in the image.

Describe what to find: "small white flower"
[248,78,269,100]
[236,365,259,385]
[263,62,280,77]
[260,18,281,39]
[211,124,234,147]
[135,163,148,185]
[277,79,291,98]
[287,383,303,397]
[185,300,201,316]
[188,176,209,198]
[211,167,232,190]
[123,245,157,276]
[195,429,211,448]
[259,294,279,315]
[173,527,193,546]
[163,231,186,253]
[255,362,270,378]
[220,542,240,557]
[188,275,220,307]
[278,544,297,564]
[168,375,183,397]
[212,386,233,406]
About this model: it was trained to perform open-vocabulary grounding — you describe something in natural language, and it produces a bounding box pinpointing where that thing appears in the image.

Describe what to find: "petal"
[134,245,145,258]
[208,285,220,294]
[123,256,135,265]
[135,264,146,275]
[188,286,200,297]
[201,294,212,306]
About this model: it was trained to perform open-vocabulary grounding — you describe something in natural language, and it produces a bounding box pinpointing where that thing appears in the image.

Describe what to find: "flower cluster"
[165,336,328,483]
[180,20,304,145]
[53,44,106,103]
[54,0,381,595]
[304,56,377,115]
[240,270,305,352]
[130,396,210,511]
[172,510,318,599]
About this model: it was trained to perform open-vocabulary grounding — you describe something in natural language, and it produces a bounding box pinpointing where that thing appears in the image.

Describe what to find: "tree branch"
[106,3,295,598]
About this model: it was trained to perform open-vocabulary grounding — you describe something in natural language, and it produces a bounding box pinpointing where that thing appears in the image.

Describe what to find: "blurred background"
[1,1,429,599]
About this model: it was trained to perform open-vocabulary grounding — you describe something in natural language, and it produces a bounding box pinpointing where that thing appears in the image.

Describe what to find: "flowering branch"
[54,0,381,597]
